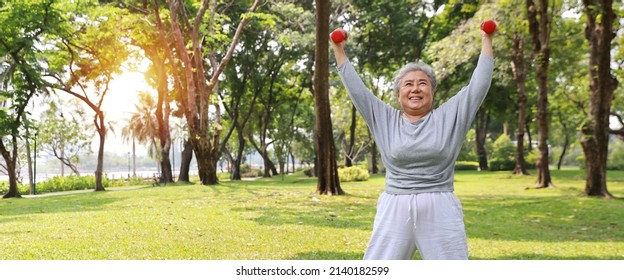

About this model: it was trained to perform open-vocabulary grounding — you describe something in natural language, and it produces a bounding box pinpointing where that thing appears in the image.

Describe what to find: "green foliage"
[0,181,14,195]
[126,176,146,186]
[34,175,104,193]
[338,166,369,182]
[455,161,479,170]
[458,129,478,161]
[525,149,539,168]
[303,167,314,177]
[608,141,624,170]
[239,163,262,178]
[217,172,231,181]
[120,91,159,159]
[37,99,92,173]
[489,134,516,171]
[15,175,142,195]
[489,158,516,171]
[566,140,624,171]
[576,154,586,170]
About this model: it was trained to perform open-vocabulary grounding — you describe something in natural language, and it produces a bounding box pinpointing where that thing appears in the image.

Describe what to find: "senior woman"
[331,30,494,260]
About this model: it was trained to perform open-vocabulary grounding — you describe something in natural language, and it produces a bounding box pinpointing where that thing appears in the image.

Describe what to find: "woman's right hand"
[330,35,348,67]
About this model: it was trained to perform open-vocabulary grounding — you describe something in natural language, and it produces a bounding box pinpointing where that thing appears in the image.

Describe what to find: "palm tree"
[121,91,160,177]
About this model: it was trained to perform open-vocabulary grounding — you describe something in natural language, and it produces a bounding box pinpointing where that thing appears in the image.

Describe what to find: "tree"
[526,0,555,188]
[549,15,588,170]
[120,91,160,173]
[332,89,371,167]
[246,44,287,178]
[121,0,175,184]
[314,0,343,195]
[1,0,64,198]
[500,0,532,175]
[217,1,313,180]
[38,98,92,176]
[580,0,618,198]
[162,0,261,185]
[219,54,259,180]
[46,3,130,191]
[178,137,193,182]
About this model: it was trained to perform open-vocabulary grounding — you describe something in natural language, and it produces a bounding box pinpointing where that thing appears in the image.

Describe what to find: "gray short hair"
[392,62,437,94]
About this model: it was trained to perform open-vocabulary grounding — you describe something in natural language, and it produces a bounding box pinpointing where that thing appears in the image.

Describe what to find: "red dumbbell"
[481,20,497,34]
[330,28,348,43]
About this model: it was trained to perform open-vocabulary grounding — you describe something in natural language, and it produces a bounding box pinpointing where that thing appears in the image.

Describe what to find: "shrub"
[338,166,369,182]
[241,171,259,178]
[576,155,586,170]
[240,164,253,174]
[489,158,516,171]
[34,175,111,194]
[525,149,538,169]
[0,181,8,195]
[128,176,146,186]
[489,134,515,171]
[608,141,624,170]
[458,130,478,161]
[303,167,314,177]
[39,175,88,193]
[0,182,31,196]
[455,161,479,170]
[217,172,231,181]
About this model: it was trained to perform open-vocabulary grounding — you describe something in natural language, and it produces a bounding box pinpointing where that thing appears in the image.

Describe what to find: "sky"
[99,70,152,156]
[33,69,155,157]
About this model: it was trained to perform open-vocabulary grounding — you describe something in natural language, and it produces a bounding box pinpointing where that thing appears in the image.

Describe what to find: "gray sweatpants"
[363,192,468,260]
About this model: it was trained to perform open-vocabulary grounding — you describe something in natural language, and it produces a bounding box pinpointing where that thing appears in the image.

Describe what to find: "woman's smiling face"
[397,70,435,120]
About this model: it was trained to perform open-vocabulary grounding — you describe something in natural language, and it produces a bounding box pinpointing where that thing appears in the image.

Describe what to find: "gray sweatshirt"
[337,54,494,195]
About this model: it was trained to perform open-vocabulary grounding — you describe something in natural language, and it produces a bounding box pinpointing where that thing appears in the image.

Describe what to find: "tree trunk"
[345,105,357,167]
[527,0,553,188]
[178,138,192,182]
[314,0,343,195]
[580,0,616,198]
[1,139,21,198]
[268,159,279,176]
[476,110,489,171]
[367,130,379,174]
[60,143,65,176]
[511,33,530,175]
[189,136,219,185]
[94,114,106,191]
[152,46,174,184]
[557,133,569,170]
[247,134,274,178]
[25,130,35,195]
[165,0,259,186]
[132,139,137,176]
[262,149,271,178]
[526,122,533,151]
[231,132,246,180]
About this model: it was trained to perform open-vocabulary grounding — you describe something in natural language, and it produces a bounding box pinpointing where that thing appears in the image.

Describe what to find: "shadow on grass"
[462,195,624,242]
[288,251,622,260]
[231,200,376,230]
[287,251,364,260]
[470,254,622,260]
[0,192,124,221]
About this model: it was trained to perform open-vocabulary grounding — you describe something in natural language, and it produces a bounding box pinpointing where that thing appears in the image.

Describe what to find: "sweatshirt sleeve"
[336,59,396,132]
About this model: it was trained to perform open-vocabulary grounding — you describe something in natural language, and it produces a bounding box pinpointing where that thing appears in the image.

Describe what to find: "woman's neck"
[402,111,429,122]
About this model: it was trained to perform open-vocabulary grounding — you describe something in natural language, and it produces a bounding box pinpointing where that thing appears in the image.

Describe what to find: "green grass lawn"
[1,169,623,260]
